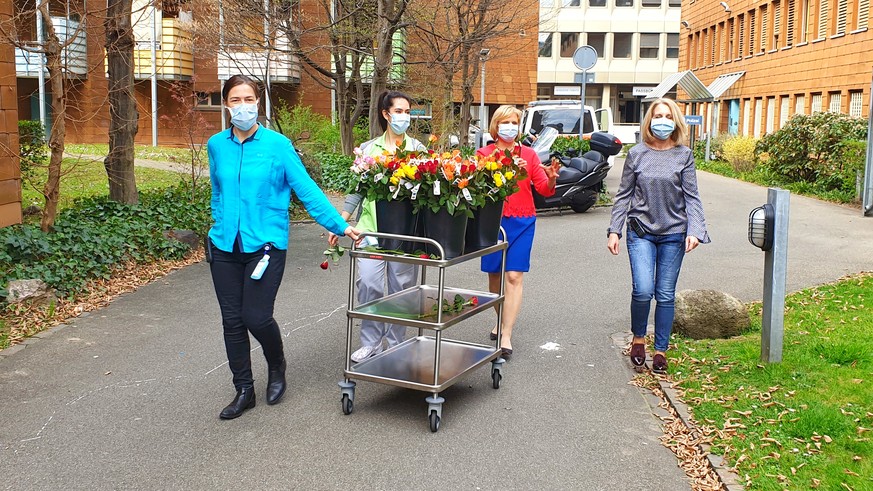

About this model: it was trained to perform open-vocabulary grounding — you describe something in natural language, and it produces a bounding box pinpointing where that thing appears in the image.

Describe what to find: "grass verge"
[65,143,195,164]
[21,158,187,213]
[668,273,873,490]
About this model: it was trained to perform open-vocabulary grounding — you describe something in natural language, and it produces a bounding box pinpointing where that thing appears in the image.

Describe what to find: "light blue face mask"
[651,117,675,140]
[229,103,259,131]
[388,113,411,135]
[497,123,519,142]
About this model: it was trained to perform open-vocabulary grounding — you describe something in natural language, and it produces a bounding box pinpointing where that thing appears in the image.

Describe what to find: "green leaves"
[0,183,211,298]
[550,135,591,156]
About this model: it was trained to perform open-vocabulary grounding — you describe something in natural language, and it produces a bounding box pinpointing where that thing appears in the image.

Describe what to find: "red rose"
[470,297,479,306]
[320,260,329,270]
[419,254,430,259]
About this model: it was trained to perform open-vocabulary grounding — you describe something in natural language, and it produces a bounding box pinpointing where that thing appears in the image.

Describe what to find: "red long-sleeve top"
[476,143,555,218]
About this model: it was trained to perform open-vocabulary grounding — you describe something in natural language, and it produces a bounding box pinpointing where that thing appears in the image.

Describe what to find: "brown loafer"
[630,343,646,372]
[652,354,668,374]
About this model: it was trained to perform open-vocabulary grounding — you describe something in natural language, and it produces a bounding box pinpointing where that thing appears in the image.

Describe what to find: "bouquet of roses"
[469,146,526,204]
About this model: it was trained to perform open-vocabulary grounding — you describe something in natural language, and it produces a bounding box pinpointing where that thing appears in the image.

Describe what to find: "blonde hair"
[488,105,523,140]
[641,98,688,146]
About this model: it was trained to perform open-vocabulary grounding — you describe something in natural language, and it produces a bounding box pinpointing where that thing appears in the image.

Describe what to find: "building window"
[667,33,679,58]
[616,0,634,6]
[563,0,581,6]
[773,1,781,49]
[560,32,579,57]
[738,14,745,57]
[748,10,756,56]
[786,0,795,46]
[835,0,848,34]
[766,97,776,133]
[795,94,806,114]
[858,0,869,29]
[668,0,681,6]
[743,99,752,136]
[613,33,632,58]
[641,0,661,6]
[818,0,828,38]
[780,96,790,128]
[754,98,763,137]
[539,33,553,57]
[195,92,222,108]
[639,33,660,58]
[800,0,810,42]
[849,91,863,117]
[760,5,768,52]
[811,93,823,112]
[587,33,606,57]
[589,0,606,6]
[711,25,717,64]
[728,18,735,58]
[829,92,842,112]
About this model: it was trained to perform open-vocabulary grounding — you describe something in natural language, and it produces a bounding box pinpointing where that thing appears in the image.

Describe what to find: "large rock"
[673,289,750,339]
[6,279,58,306]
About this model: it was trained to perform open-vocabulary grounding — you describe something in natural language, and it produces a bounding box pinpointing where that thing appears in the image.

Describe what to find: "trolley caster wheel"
[428,410,441,432]
[341,394,354,415]
[492,369,502,389]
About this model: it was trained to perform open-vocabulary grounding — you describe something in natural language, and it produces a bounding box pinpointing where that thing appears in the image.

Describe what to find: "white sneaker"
[351,344,382,363]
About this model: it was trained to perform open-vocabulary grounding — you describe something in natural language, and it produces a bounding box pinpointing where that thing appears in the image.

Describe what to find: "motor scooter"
[530,127,623,213]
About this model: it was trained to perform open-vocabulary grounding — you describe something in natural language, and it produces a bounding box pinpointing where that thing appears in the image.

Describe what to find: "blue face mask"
[229,103,259,131]
[388,113,411,135]
[651,117,675,140]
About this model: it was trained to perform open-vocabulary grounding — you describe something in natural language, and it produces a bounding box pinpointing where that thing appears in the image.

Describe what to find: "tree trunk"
[458,49,473,147]
[368,4,395,139]
[38,5,65,232]
[105,0,139,204]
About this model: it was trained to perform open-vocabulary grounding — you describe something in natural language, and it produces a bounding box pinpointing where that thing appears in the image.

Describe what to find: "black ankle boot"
[266,359,287,405]
[219,387,256,419]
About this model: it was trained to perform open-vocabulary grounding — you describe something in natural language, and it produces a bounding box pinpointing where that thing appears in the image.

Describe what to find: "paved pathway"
[1,161,870,489]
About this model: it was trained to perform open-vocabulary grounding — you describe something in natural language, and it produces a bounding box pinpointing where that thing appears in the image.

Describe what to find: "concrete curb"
[0,323,68,359]
[611,331,745,491]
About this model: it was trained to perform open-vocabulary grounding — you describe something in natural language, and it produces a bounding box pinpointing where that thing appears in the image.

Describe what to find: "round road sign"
[572,45,597,71]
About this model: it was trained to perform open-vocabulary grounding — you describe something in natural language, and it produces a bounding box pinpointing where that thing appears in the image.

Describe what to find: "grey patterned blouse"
[607,143,711,243]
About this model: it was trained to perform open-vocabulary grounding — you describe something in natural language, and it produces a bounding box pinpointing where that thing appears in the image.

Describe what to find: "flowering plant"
[469,147,526,204]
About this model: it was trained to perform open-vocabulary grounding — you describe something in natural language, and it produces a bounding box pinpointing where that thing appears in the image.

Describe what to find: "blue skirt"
[481,216,537,273]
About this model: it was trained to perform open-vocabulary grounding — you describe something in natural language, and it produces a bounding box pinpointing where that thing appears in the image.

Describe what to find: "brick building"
[679,0,871,137]
[1,0,21,227]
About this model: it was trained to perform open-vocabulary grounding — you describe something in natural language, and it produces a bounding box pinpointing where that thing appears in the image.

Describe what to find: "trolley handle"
[353,231,445,259]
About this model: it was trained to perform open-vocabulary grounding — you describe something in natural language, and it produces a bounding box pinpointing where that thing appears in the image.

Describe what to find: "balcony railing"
[132,18,194,80]
[15,17,88,78]
[217,47,301,84]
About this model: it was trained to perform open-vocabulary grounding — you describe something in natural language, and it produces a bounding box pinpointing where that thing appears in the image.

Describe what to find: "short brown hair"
[488,105,522,140]
[641,98,688,146]
[221,75,260,102]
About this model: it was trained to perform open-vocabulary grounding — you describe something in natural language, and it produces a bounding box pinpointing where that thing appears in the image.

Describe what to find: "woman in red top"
[477,105,560,358]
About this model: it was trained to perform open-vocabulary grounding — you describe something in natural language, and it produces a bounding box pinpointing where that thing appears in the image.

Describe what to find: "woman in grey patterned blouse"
[606,97,711,375]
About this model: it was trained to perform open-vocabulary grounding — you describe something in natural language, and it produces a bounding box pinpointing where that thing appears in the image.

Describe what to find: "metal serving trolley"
[338,231,507,432]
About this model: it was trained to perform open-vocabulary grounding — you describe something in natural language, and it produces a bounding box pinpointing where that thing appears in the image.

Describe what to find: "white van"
[521,100,615,139]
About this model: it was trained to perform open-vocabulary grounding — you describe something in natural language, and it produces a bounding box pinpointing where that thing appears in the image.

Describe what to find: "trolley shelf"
[348,240,506,267]
[348,285,502,330]
[345,336,501,392]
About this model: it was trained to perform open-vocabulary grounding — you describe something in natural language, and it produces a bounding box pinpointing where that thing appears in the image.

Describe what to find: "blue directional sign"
[684,115,703,126]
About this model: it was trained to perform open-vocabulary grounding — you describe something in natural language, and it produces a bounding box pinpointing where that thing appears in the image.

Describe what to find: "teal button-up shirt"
[207,125,347,252]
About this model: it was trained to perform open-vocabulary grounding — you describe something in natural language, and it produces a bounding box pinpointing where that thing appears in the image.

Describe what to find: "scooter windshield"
[532,126,558,155]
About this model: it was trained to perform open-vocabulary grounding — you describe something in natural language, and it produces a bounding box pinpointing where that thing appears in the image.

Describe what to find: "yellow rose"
[504,170,515,180]
[390,176,400,185]
[493,173,504,187]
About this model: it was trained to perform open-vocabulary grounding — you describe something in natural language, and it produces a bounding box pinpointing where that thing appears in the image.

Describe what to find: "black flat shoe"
[652,354,668,375]
[500,347,513,360]
[266,359,287,405]
[220,387,256,420]
[489,331,498,341]
[630,343,646,372]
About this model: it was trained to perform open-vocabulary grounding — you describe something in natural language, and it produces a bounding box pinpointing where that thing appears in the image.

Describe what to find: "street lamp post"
[479,48,490,148]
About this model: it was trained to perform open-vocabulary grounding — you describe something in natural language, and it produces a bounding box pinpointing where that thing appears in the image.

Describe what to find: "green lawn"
[65,143,197,164]
[21,158,186,212]
[669,274,873,490]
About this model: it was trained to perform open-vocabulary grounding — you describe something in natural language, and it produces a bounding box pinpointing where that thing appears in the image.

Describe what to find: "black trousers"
[209,241,287,390]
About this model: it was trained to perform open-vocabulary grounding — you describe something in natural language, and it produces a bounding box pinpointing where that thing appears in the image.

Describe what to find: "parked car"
[521,100,618,163]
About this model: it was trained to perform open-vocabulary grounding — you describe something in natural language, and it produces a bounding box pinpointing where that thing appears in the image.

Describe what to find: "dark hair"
[376,90,412,131]
[221,75,260,101]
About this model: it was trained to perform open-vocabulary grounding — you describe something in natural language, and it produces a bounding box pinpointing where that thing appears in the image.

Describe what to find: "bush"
[721,135,758,172]
[756,112,867,186]
[692,133,726,162]
[273,102,342,154]
[0,183,211,298]
[316,152,356,193]
[18,120,47,177]
[549,135,591,157]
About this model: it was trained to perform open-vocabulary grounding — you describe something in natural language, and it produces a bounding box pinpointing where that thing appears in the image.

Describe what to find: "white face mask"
[388,113,411,135]
[497,123,519,142]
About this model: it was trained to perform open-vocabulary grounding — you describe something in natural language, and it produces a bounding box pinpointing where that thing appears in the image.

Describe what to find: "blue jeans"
[627,230,686,352]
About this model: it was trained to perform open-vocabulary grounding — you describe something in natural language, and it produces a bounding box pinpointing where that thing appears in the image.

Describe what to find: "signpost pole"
[572,46,597,140]
[579,70,587,140]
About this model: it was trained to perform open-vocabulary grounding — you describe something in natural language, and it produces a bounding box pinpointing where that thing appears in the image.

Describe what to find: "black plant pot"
[463,200,504,254]
[375,199,417,252]
[421,208,468,260]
